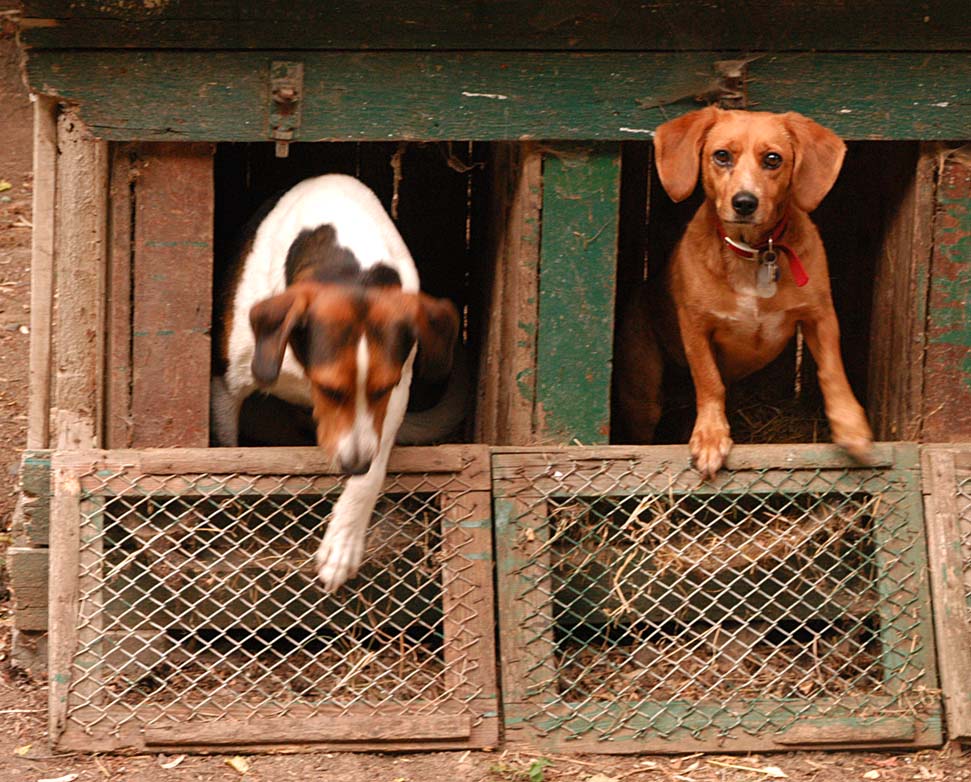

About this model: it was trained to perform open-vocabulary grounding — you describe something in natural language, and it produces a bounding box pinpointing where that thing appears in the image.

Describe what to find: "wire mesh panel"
[923,446,971,741]
[495,443,940,753]
[49,446,497,752]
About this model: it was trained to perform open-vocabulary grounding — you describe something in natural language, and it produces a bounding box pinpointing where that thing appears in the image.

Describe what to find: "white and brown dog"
[212,174,459,590]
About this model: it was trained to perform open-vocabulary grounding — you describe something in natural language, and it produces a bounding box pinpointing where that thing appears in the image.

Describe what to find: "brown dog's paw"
[689,426,733,479]
[834,432,874,464]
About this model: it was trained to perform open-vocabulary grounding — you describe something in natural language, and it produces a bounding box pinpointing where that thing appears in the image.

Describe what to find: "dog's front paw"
[690,422,733,479]
[315,521,367,592]
[829,405,874,464]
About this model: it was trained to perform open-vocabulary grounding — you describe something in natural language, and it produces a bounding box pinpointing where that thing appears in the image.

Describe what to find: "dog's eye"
[713,149,732,167]
[763,152,783,169]
[368,384,395,403]
[319,386,350,404]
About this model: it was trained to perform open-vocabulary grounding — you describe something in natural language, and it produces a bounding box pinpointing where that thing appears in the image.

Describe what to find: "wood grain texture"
[475,142,542,445]
[922,150,971,440]
[867,144,936,441]
[130,142,214,447]
[535,143,620,444]
[921,447,971,740]
[51,113,108,450]
[19,1,971,51]
[12,451,52,547]
[104,144,134,448]
[22,52,971,142]
[27,95,58,450]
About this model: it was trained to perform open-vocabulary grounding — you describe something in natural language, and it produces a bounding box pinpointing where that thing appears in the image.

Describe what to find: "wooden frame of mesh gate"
[49,445,497,753]
[494,443,941,753]
[922,445,971,742]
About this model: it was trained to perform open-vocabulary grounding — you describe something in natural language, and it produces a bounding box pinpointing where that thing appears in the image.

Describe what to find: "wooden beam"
[922,148,971,440]
[27,95,58,449]
[22,51,971,142]
[130,142,214,447]
[19,1,971,52]
[51,112,108,450]
[535,143,620,444]
[104,144,134,448]
[922,447,971,741]
[867,144,936,441]
[475,142,542,445]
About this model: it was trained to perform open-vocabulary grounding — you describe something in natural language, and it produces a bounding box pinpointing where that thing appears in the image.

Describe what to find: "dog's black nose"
[731,191,759,216]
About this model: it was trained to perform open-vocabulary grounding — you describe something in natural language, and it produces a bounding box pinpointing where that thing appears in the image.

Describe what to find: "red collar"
[716,215,809,287]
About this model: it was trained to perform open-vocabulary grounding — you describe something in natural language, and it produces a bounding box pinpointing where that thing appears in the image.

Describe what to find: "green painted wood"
[13,450,52,547]
[22,51,971,142]
[20,1,971,51]
[922,154,971,439]
[535,143,620,444]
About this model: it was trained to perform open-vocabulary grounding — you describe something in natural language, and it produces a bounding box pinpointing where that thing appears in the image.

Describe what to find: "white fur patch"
[335,336,379,470]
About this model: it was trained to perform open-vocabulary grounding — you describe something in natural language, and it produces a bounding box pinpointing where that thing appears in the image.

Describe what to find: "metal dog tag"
[756,242,780,298]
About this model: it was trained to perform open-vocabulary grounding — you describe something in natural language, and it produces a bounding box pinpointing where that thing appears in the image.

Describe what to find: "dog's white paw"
[689,424,733,479]
[315,521,367,592]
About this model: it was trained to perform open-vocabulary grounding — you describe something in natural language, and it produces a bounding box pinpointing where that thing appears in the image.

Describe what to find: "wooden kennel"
[7,0,971,753]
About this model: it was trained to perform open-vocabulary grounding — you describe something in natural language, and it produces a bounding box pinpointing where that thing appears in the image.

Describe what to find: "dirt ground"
[1,12,970,782]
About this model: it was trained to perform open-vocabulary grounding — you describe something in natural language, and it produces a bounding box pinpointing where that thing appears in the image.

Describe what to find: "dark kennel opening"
[212,141,485,446]
[612,141,922,446]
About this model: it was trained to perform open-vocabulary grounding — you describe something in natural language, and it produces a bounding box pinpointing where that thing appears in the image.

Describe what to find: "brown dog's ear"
[249,284,314,386]
[653,106,720,202]
[414,294,460,382]
[782,112,846,212]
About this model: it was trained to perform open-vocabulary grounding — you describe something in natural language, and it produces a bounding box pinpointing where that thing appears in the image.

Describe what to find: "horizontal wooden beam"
[19,1,971,51]
[23,51,971,141]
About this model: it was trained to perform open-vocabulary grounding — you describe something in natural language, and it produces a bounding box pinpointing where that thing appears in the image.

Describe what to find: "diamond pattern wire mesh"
[959,474,971,624]
[59,452,492,745]
[495,449,937,748]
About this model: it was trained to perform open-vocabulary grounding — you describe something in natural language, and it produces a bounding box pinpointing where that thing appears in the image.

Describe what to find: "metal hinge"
[269,61,303,158]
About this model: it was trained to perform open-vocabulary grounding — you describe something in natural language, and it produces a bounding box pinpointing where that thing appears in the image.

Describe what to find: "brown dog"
[614,107,873,476]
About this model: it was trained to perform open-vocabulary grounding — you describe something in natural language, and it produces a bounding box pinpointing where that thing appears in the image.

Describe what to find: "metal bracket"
[269,61,303,158]
[713,57,756,109]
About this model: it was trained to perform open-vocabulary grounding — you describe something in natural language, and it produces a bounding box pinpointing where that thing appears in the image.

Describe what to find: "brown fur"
[249,281,458,459]
[615,108,873,476]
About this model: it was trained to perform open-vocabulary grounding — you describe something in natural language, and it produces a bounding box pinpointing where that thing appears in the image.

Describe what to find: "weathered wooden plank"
[51,112,108,450]
[922,149,971,440]
[27,95,57,450]
[19,1,971,51]
[922,447,971,740]
[48,467,82,745]
[867,144,936,441]
[142,713,471,746]
[23,52,971,142]
[535,143,620,444]
[130,142,214,447]
[51,444,481,481]
[104,144,134,448]
[7,548,49,632]
[475,142,542,445]
[490,441,901,469]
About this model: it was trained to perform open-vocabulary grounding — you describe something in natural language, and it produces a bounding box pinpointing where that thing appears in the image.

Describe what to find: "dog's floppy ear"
[653,106,719,202]
[249,284,315,386]
[782,112,846,212]
[414,294,460,382]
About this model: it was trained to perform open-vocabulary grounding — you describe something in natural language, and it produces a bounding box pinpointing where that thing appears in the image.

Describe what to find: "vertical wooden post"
[51,113,109,450]
[104,145,135,448]
[922,148,971,440]
[475,142,542,445]
[27,95,58,450]
[867,144,936,441]
[130,143,214,447]
[535,143,621,445]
